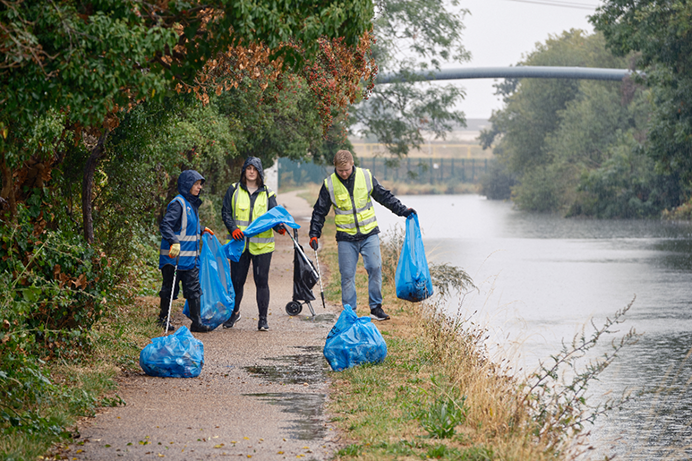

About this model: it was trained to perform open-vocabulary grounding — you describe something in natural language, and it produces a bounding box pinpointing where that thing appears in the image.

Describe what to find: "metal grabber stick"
[314,248,327,310]
[164,258,179,335]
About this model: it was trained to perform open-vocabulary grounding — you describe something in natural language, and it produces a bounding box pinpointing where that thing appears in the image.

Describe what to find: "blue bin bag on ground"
[395,214,434,302]
[183,233,234,329]
[139,326,204,378]
[323,306,387,371]
[223,206,300,262]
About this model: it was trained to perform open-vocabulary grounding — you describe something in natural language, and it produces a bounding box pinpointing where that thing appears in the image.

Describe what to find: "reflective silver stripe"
[250,237,275,244]
[336,221,357,230]
[233,185,242,223]
[160,249,198,256]
[359,215,377,227]
[355,202,373,214]
[363,168,373,193]
[326,176,337,205]
[174,197,188,240]
[179,235,197,242]
[333,207,350,215]
[236,219,250,227]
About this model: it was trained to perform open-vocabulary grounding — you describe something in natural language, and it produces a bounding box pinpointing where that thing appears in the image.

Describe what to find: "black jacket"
[309,167,408,242]
[221,157,279,236]
[160,169,205,245]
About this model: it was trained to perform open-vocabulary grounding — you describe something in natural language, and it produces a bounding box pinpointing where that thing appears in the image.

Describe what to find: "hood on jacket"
[178,170,205,204]
[241,156,265,187]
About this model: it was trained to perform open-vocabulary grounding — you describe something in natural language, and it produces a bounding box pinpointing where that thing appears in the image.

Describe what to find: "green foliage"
[479,159,517,201]
[481,30,679,216]
[353,0,469,158]
[419,393,468,439]
[336,443,362,457]
[1,0,374,145]
[592,1,692,205]
[0,210,117,344]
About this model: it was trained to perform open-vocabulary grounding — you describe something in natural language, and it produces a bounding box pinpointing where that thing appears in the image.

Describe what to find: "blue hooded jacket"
[159,170,205,269]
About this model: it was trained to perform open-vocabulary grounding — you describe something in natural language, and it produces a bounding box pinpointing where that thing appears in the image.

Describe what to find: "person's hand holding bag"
[232,229,244,240]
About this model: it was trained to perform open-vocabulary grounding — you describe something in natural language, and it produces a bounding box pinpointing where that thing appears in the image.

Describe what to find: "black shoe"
[370,305,390,321]
[190,323,212,333]
[223,312,241,329]
[156,317,175,332]
[258,317,269,331]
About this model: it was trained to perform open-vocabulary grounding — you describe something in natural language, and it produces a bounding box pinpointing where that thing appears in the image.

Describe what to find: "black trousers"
[231,250,272,318]
[160,265,201,303]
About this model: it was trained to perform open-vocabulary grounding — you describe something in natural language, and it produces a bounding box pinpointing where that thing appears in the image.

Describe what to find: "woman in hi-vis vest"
[221,157,286,331]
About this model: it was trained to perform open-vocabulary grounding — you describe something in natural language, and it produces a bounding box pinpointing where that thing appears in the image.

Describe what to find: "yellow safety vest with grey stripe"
[232,184,276,255]
[325,167,378,236]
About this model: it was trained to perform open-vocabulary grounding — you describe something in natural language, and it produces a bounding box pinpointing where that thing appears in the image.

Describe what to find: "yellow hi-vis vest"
[232,184,276,255]
[325,167,378,236]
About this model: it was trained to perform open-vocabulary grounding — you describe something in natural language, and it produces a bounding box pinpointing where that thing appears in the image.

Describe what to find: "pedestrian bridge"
[376,66,636,84]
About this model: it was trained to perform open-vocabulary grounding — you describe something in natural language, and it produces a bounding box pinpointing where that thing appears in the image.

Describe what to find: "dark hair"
[241,165,263,188]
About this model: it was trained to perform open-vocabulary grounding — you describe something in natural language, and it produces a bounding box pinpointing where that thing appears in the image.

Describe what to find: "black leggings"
[231,250,272,318]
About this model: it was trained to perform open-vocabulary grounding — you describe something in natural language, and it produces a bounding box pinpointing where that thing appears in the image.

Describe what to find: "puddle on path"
[245,392,327,440]
[243,346,328,385]
[243,346,331,441]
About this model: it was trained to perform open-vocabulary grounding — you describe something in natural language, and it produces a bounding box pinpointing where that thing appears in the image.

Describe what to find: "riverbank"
[22,191,589,461]
[319,229,580,460]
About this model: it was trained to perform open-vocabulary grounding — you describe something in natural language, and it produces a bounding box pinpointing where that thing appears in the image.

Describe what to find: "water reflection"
[374,195,692,459]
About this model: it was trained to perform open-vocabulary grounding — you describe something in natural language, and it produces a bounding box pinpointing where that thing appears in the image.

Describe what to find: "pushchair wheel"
[285,301,302,316]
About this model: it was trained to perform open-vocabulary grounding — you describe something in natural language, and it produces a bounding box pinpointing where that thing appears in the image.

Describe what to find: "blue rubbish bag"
[323,306,387,371]
[395,214,434,302]
[183,233,234,329]
[139,326,204,378]
[223,206,300,262]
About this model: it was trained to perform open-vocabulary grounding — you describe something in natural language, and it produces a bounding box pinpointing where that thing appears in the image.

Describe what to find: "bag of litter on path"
[323,306,387,371]
[395,214,434,302]
[183,233,234,329]
[140,326,204,378]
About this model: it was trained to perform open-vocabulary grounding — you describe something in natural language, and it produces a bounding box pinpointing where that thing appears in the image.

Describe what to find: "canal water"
[374,194,692,460]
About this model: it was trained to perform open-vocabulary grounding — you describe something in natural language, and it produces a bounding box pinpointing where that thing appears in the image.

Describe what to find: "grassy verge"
[316,222,576,460]
[0,295,165,460]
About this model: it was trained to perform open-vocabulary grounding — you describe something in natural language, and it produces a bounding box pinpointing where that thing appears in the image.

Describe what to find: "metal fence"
[363,156,488,184]
[278,156,488,188]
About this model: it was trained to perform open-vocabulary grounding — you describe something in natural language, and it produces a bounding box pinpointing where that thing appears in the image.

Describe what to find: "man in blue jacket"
[158,170,213,333]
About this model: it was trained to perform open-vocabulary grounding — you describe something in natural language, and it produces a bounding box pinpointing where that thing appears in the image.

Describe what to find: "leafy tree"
[0,0,374,240]
[480,30,673,216]
[352,0,470,158]
[591,1,692,204]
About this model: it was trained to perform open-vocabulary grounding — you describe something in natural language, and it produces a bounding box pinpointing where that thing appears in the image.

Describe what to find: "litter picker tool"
[164,258,178,334]
[313,246,327,310]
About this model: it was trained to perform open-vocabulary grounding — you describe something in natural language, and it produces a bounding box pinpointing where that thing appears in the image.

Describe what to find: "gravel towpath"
[65,191,343,461]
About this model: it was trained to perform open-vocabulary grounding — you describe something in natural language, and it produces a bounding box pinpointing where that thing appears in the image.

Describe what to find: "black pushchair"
[285,229,322,317]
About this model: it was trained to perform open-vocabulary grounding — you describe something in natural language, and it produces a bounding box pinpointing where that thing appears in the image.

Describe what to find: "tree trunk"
[82,132,109,243]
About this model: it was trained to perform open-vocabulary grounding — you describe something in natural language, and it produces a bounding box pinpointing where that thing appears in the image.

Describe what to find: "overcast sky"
[450,0,602,119]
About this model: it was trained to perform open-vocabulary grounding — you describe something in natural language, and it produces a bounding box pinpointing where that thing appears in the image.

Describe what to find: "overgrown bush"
[479,159,517,200]
[0,203,128,451]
